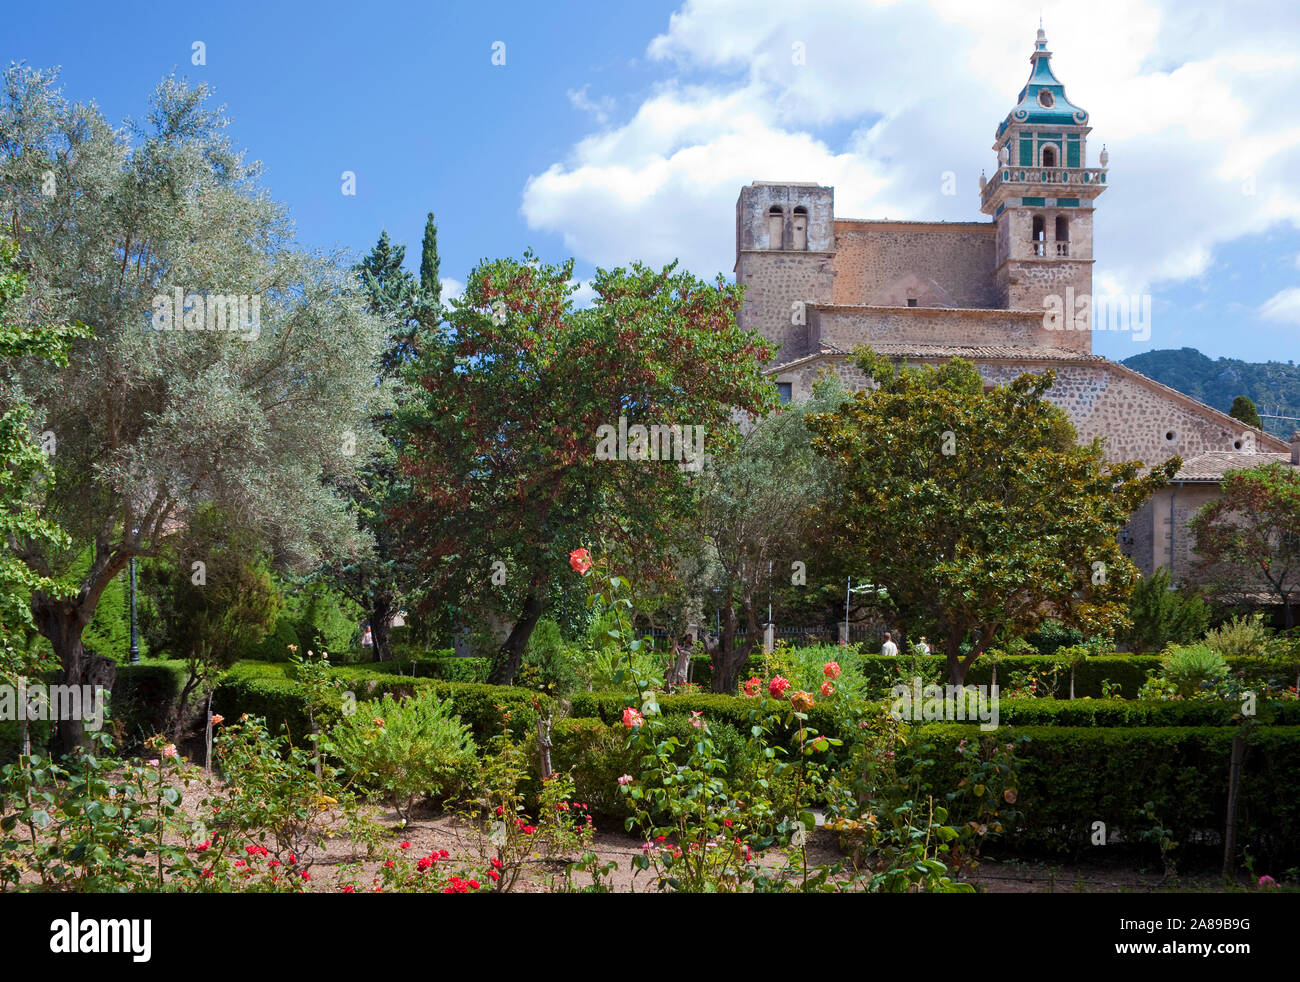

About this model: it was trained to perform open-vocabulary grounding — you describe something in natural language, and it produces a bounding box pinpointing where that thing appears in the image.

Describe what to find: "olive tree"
[1,66,384,749]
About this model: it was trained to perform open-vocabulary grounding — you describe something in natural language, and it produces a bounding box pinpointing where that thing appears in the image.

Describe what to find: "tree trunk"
[945,636,969,686]
[31,595,116,756]
[710,590,755,694]
[370,593,393,663]
[488,587,546,685]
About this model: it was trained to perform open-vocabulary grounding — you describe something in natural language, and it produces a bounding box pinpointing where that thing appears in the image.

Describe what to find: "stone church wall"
[832,221,1000,308]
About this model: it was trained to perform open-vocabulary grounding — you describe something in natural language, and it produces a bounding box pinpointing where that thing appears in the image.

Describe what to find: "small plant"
[1159,643,1229,699]
[1138,800,1178,880]
[325,690,477,823]
[1204,614,1271,660]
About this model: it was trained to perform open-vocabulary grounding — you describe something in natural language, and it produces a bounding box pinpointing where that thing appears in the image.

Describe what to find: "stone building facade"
[735,27,1291,582]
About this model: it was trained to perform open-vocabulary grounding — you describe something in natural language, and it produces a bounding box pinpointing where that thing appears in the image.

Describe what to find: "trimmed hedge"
[568,690,839,744]
[914,724,1300,863]
[541,715,751,821]
[210,662,541,743]
[692,652,1300,699]
[109,662,188,740]
[929,697,1300,728]
[331,656,491,684]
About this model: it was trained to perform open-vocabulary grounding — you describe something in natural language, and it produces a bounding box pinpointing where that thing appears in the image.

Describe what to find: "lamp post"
[128,555,139,664]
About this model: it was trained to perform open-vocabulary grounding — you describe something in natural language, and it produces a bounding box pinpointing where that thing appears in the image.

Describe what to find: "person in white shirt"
[881,632,898,657]
[916,636,930,655]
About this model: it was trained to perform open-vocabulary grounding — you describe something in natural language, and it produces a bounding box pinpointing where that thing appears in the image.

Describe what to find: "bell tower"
[979,26,1108,353]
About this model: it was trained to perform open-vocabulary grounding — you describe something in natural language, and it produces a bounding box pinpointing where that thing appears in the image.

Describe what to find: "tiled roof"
[812,342,1104,362]
[1173,451,1294,482]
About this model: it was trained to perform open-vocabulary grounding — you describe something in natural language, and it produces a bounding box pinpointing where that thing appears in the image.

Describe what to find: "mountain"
[1121,347,1300,441]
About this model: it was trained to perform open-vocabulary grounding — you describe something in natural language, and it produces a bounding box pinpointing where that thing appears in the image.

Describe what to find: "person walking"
[881,632,898,657]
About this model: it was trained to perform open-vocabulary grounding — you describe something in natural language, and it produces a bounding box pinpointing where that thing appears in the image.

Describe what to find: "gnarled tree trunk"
[370,593,393,663]
[31,594,117,756]
[488,577,548,685]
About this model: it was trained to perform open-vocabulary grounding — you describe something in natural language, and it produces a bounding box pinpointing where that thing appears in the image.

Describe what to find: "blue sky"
[9,0,1300,363]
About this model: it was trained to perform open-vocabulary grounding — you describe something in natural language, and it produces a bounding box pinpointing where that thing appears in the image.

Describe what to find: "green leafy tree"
[808,349,1177,684]
[140,508,282,737]
[1118,566,1211,654]
[0,237,87,668]
[1,67,384,749]
[1189,461,1300,627]
[1228,395,1262,430]
[323,228,430,661]
[398,252,774,684]
[692,373,850,692]
[416,211,441,330]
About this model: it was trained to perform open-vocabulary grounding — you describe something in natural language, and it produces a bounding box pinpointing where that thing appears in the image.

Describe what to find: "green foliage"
[241,616,300,662]
[209,714,372,875]
[1229,395,1263,430]
[0,732,198,891]
[325,690,477,821]
[1190,462,1300,623]
[0,236,87,657]
[398,250,776,684]
[1204,613,1271,659]
[141,510,282,695]
[286,581,362,656]
[211,661,542,744]
[915,723,1300,864]
[688,373,852,693]
[1119,567,1211,654]
[1,65,384,694]
[78,557,135,660]
[808,349,1177,684]
[518,618,582,696]
[1159,643,1230,699]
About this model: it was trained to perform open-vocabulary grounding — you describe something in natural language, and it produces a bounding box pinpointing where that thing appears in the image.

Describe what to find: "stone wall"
[736,251,834,364]
[1139,484,1221,583]
[810,306,1050,351]
[735,183,837,363]
[975,361,1261,467]
[831,221,999,309]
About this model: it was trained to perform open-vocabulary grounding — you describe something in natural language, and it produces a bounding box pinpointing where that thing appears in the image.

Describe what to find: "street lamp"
[128,552,139,665]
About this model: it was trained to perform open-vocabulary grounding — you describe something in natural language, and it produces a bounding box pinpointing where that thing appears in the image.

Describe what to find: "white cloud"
[570,278,597,308]
[1260,286,1300,324]
[439,277,465,305]
[567,85,616,125]
[521,0,1300,298]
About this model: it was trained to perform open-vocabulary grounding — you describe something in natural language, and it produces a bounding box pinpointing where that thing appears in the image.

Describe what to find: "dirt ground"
[10,767,1261,893]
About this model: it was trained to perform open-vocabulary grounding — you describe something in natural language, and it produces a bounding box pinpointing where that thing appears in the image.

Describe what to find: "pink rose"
[622,706,645,729]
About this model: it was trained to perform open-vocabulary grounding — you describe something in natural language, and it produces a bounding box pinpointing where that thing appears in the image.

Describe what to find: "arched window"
[791,206,808,250]
[1031,215,1046,256]
[1055,215,1070,256]
[767,206,784,249]
[1042,145,1057,168]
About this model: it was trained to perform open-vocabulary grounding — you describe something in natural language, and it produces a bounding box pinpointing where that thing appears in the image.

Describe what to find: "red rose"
[568,548,594,575]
